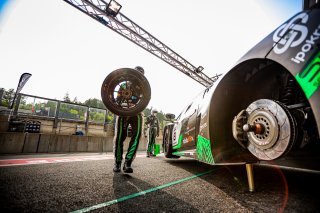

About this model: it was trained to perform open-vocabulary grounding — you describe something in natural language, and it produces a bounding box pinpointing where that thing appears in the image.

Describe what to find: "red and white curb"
[0,154,147,167]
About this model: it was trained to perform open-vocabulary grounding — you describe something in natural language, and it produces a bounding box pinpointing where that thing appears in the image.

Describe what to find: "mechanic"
[113,66,145,173]
[145,109,160,157]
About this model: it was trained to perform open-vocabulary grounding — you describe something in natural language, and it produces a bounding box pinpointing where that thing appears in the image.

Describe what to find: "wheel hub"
[120,89,133,99]
[246,109,279,150]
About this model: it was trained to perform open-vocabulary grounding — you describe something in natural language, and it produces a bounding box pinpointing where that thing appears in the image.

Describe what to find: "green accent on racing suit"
[196,135,214,164]
[126,115,141,160]
[114,114,142,163]
[296,51,320,99]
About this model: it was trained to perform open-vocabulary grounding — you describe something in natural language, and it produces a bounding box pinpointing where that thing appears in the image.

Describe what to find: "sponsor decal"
[182,135,194,144]
[292,24,320,64]
[184,126,195,134]
[173,127,176,141]
[273,13,308,55]
[296,51,320,98]
[173,122,182,146]
[173,134,183,149]
[196,135,214,164]
[199,122,208,133]
[183,138,188,144]
[201,112,207,119]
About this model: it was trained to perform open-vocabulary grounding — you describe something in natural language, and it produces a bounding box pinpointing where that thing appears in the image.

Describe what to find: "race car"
[162,2,320,172]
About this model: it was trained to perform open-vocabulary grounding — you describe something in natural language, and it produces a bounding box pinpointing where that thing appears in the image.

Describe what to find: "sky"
[0,0,301,115]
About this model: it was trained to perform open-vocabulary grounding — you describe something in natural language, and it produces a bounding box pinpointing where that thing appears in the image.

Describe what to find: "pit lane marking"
[0,154,146,167]
[70,169,216,213]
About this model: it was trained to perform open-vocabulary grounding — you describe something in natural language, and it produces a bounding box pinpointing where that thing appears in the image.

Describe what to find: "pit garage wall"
[0,132,159,154]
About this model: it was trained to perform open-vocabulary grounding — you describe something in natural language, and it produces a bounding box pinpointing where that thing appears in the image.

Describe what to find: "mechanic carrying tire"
[101,66,151,173]
[145,109,160,157]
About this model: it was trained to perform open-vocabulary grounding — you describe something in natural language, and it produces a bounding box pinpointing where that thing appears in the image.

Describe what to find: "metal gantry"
[63,0,219,87]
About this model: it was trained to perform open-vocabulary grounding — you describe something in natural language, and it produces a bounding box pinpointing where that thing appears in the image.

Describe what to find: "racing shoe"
[113,161,121,172]
[150,152,156,157]
[123,161,133,173]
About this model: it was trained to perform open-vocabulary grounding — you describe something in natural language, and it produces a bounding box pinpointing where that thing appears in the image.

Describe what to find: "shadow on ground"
[164,158,320,212]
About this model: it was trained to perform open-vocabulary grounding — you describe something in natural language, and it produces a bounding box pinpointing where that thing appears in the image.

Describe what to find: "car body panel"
[165,5,320,167]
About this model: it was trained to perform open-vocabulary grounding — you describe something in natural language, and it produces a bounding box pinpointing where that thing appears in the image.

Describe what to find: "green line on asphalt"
[70,169,215,213]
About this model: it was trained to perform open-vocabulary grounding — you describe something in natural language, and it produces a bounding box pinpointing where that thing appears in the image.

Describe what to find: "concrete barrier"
[0,132,151,154]
[70,135,88,152]
[138,136,148,151]
[102,136,114,152]
[22,133,40,153]
[48,134,57,152]
[0,115,9,132]
[54,135,71,152]
[0,132,25,154]
[88,137,103,152]
[38,134,51,153]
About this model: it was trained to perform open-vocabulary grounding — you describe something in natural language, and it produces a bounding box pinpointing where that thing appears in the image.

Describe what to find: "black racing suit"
[145,115,159,155]
[113,114,142,165]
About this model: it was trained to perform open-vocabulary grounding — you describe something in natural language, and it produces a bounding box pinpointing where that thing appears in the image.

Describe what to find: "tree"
[1,88,15,107]
[84,98,105,109]
[63,92,71,102]
[72,97,79,104]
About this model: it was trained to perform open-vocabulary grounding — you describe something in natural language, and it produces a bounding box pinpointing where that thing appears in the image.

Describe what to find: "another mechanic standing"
[145,109,160,157]
[113,66,145,173]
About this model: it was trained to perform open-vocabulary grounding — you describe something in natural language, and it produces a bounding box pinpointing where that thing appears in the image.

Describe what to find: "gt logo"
[273,13,308,54]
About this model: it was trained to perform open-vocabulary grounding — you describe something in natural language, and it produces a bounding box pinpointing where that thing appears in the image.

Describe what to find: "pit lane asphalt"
[0,152,319,212]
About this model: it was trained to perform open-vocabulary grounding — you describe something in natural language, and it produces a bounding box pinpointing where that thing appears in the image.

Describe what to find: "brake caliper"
[232,109,248,149]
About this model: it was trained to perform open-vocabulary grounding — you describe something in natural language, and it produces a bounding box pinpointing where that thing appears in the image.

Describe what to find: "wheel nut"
[243,123,265,134]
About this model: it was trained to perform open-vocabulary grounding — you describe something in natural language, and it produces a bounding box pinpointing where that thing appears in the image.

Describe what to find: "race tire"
[101,68,151,116]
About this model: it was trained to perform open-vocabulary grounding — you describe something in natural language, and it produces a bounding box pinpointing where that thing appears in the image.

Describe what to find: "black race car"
[162,2,320,178]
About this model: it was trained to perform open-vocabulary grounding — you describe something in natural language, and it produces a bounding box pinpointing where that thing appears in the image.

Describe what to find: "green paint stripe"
[127,115,141,159]
[70,169,215,213]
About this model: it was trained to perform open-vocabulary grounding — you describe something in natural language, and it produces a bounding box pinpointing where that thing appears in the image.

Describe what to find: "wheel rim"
[110,79,143,110]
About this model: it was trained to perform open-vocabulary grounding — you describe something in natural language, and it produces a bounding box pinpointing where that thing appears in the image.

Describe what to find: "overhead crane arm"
[63,0,220,87]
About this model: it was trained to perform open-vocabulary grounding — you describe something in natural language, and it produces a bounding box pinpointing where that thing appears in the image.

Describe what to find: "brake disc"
[245,99,296,160]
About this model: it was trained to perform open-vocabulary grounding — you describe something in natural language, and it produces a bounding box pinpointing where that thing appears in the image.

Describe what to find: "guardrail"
[0,92,115,136]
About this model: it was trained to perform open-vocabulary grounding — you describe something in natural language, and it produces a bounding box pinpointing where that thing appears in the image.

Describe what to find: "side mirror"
[165,113,175,120]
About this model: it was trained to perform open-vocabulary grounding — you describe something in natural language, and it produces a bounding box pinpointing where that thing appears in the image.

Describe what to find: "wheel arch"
[208,58,318,162]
